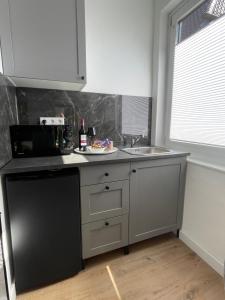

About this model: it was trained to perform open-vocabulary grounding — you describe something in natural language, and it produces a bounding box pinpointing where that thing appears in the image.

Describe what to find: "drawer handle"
[104,172,109,176]
[132,169,137,173]
[105,221,109,226]
[105,186,110,190]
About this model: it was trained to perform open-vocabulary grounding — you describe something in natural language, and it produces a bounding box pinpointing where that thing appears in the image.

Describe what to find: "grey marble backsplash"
[16,88,152,147]
[0,74,18,168]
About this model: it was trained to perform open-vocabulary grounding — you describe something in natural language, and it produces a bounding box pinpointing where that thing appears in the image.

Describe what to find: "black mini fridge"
[5,168,82,294]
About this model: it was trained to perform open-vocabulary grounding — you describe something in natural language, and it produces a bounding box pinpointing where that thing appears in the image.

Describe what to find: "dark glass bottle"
[79,118,87,151]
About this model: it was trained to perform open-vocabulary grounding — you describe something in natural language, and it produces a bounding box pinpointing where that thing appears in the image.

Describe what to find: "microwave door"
[33,127,59,155]
[15,130,33,157]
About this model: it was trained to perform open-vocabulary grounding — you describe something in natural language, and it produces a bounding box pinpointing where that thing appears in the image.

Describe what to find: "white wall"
[83,0,153,97]
[181,162,225,276]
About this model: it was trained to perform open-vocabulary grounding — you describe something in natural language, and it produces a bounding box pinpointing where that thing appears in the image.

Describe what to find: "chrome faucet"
[131,133,145,148]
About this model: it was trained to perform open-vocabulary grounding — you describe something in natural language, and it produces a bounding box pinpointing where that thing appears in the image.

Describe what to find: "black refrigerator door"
[5,169,82,293]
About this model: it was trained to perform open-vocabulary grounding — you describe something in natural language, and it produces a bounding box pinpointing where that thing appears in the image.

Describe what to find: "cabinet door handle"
[104,172,109,176]
[105,221,109,226]
[105,186,110,190]
[132,169,137,173]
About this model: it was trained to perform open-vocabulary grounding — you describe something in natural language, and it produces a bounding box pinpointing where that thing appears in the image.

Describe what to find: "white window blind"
[170,14,225,147]
[122,96,149,136]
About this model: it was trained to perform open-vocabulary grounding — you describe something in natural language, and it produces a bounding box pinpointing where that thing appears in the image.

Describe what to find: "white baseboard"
[180,230,224,277]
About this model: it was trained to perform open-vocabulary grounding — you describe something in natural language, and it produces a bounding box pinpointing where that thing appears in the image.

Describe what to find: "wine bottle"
[79,118,87,151]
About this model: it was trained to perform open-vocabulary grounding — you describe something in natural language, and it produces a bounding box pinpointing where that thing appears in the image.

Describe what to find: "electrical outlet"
[40,117,65,125]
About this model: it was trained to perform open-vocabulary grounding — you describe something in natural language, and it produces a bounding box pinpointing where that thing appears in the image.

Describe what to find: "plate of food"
[74,146,118,155]
[74,139,118,155]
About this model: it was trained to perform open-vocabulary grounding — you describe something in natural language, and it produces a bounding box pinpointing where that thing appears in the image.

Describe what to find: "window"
[168,0,225,149]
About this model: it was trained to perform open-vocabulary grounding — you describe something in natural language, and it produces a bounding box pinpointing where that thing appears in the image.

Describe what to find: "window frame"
[0,44,3,74]
[165,0,225,164]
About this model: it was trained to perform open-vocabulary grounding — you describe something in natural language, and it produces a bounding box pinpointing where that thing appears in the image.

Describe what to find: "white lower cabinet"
[129,159,182,244]
[82,215,128,259]
[80,163,130,259]
[80,157,186,259]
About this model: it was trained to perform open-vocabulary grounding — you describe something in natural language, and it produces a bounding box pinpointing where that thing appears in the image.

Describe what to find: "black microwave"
[10,125,74,158]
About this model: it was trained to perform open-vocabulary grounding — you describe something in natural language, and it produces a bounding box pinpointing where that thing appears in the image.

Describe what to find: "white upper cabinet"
[0,0,86,90]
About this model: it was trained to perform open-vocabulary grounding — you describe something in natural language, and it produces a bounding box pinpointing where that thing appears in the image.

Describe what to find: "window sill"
[187,157,225,174]
[165,139,225,168]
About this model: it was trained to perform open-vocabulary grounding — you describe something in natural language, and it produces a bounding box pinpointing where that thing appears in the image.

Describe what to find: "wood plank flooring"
[17,234,225,300]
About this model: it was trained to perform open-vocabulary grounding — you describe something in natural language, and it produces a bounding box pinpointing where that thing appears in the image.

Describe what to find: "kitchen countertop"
[0,149,189,175]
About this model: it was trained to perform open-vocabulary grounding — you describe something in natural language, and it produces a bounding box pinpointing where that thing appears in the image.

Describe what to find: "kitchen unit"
[0,0,86,90]
[0,0,225,298]
[1,149,188,289]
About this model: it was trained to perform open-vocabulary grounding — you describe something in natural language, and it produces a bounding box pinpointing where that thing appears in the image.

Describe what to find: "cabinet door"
[129,161,181,244]
[82,215,128,259]
[1,0,85,82]
[81,180,129,224]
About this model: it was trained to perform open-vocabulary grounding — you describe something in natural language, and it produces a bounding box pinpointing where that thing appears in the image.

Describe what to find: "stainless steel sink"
[121,146,172,156]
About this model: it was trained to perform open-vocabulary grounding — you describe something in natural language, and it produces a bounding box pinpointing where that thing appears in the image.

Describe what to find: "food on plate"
[91,139,113,150]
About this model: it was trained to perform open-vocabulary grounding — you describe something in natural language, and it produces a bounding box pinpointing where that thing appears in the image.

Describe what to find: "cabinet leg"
[124,246,129,255]
[176,229,180,238]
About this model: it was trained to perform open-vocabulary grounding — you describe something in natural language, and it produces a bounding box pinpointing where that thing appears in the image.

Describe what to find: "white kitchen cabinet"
[129,157,187,244]
[80,163,130,259]
[0,0,86,90]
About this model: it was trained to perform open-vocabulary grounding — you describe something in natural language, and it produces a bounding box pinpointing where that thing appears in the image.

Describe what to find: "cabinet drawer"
[82,215,128,259]
[80,163,130,186]
[81,180,129,223]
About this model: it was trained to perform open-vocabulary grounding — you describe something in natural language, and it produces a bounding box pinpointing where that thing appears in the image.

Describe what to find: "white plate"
[74,147,118,155]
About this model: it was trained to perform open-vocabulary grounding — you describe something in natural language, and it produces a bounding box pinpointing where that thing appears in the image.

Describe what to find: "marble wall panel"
[0,74,18,168]
[16,88,152,148]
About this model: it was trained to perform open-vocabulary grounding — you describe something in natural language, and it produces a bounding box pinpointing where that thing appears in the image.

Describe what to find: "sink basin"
[121,146,171,156]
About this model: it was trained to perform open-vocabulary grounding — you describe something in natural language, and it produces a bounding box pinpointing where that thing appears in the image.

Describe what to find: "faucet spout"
[131,133,145,148]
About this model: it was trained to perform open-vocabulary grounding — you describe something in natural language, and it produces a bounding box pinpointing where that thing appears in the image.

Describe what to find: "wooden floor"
[17,234,225,300]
